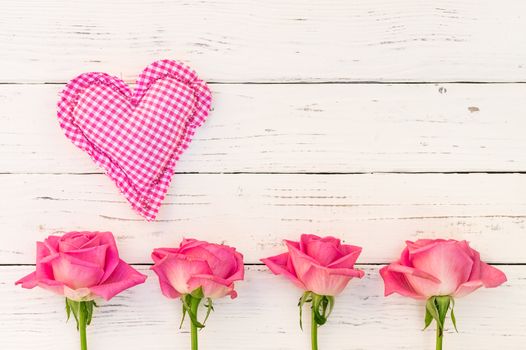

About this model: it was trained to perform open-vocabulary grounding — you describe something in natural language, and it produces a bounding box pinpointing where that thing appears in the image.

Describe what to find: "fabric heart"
[57,60,212,220]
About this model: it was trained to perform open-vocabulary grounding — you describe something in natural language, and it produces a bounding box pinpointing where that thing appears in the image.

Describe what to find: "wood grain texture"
[2,83,526,174]
[1,1,525,348]
[1,173,525,264]
[1,0,526,83]
[2,265,522,350]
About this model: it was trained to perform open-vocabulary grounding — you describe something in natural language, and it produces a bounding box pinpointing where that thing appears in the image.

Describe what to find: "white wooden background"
[1,1,525,349]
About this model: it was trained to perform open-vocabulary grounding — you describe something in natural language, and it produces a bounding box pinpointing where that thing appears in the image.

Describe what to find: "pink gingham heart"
[57,60,212,221]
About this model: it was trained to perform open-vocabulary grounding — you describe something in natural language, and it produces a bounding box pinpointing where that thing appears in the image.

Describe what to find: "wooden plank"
[1,1,526,83]
[1,173,525,264]
[2,84,526,174]
[2,265,522,349]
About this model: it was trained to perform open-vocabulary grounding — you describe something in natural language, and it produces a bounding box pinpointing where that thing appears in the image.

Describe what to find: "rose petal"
[89,260,147,300]
[188,274,236,299]
[59,232,93,251]
[157,279,182,299]
[285,240,319,280]
[35,242,55,281]
[37,278,66,296]
[379,265,424,299]
[179,239,205,251]
[301,264,353,296]
[151,254,212,295]
[479,262,507,287]
[453,280,484,298]
[406,239,447,254]
[386,262,442,298]
[63,244,108,270]
[410,241,473,296]
[184,244,237,279]
[227,251,245,282]
[51,253,105,290]
[43,235,61,254]
[80,233,103,249]
[15,272,38,288]
[328,245,362,269]
[96,232,120,283]
[300,234,340,251]
[387,263,441,283]
[151,247,180,263]
[303,238,343,266]
[327,267,364,278]
[261,253,306,290]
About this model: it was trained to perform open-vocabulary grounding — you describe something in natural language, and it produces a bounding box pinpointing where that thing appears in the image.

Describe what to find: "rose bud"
[151,238,244,350]
[16,231,146,350]
[261,234,364,350]
[380,239,507,350]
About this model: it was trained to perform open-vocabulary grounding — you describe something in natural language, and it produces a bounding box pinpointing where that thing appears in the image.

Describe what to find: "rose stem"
[79,302,88,350]
[436,325,443,350]
[190,296,201,350]
[435,296,449,350]
[311,305,318,350]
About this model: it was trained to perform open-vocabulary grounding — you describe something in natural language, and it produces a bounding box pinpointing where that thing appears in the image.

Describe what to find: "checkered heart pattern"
[57,60,212,220]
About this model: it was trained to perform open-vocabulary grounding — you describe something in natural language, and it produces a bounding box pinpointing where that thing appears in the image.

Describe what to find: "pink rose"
[380,239,507,299]
[261,234,364,296]
[16,231,147,301]
[151,239,244,299]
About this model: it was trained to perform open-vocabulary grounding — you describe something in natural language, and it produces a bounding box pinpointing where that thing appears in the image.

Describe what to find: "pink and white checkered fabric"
[57,60,212,220]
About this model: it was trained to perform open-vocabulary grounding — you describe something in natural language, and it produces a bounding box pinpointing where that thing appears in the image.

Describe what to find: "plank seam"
[2,81,526,85]
[1,171,526,176]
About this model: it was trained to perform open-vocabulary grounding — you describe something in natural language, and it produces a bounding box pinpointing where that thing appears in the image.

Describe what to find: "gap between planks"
[2,81,526,85]
[2,172,526,175]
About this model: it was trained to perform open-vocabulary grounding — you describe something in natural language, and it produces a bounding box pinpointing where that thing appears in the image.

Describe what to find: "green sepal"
[65,298,97,331]
[435,296,451,337]
[65,298,71,321]
[190,287,204,299]
[298,291,312,330]
[298,292,312,329]
[325,296,335,320]
[202,298,214,326]
[297,292,336,330]
[424,306,433,330]
[449,298,458,332]
[179,302,187,329]
[181,294,205,329]
[311,293,335,327]
[424,296,454,337]
[425,297,442,329]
